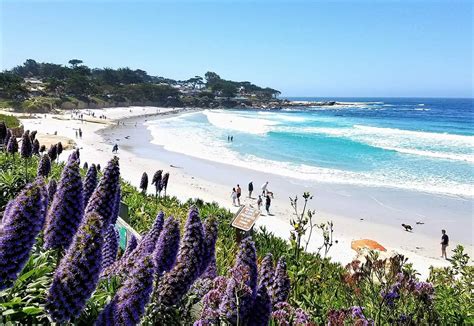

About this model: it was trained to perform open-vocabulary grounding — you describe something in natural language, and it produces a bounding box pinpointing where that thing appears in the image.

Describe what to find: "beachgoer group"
[230,180,273,215]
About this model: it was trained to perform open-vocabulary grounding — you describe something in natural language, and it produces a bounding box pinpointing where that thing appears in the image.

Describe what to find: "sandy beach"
[10,106,473,278]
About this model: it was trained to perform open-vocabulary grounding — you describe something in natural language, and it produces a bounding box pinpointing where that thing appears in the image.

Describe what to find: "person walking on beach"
[112,144,118,153]
[231,188,238,206]
[261,181,269,196]
[236,184,242,206]
[265,194,271,215]
[230,136,233,142]
[78,128,82,138]
[257,195,263,211]
[441,229,449,259]
[248,181,254,198]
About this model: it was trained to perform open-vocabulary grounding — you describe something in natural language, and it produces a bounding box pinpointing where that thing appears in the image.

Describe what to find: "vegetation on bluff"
[0,59,281,112]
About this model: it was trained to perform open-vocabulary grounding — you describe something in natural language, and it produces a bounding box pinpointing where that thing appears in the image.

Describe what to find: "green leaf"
[2,309,17,316]
[22,306,43,315]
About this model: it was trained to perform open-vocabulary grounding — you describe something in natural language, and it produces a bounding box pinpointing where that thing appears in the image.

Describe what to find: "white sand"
[12,107,472,279]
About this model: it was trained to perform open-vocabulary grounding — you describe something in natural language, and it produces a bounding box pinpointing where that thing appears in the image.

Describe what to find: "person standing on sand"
[261,181,269,196]
[112,144,118,153]
[79,128,82,138]
[236,184,242,206]
[441,229,449,259]
[265,194,271,214]
[248,181,254,198]
[230,136,233,142]
[231,188,238,206]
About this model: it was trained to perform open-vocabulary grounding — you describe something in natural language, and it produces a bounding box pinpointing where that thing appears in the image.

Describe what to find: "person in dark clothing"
[230,136,233,142]
[265,195,271,214]
[112,144,118,153]
[441,229,449,259]
[248,181,254,198]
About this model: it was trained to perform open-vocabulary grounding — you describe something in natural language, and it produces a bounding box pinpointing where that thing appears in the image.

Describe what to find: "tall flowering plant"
[0,178,48,290]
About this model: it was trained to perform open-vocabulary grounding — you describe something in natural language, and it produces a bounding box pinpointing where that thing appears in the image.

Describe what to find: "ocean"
[145,98,473,197]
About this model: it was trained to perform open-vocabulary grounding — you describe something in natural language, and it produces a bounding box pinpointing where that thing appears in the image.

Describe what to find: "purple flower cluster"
[161,172,170,194]
[140,172,148,193]
[413,281,434,303]
[0,178,48,290]
[6,135,18,154]
[29,130,37,141]
[381,284,400,307]
[0,121,6,144]
[272,302,310,326]
[47,144,57,161]
[152,216,180,275]
[47,179,57,202]
[259,253,274,289]
[219,238,258,324]
[151,170,163,194]
[37,153,51,177]
[46,211,106,323]
[123,234,138,258]
[96,256,155,326]
[101,212,164,279]
[102,225,119,270]
[85,157,120,226]
[83,164,98,206]
[200,217,218,275]
[270,257,291,306]
[32,139,40,155]
[195,277,228,325]
[201,255,217,280]
[43,155,84,251]
[157,207,205,307]
[20,131,32,159]
[247,285,272,326]
[110,184,121,225]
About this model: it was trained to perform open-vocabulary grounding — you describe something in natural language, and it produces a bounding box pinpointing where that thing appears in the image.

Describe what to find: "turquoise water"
[146,98,473,197]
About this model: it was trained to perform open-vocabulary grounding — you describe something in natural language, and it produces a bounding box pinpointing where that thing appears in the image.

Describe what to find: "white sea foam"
[284,125,474,163]
[145,118,473,197]
[203,110,279,135]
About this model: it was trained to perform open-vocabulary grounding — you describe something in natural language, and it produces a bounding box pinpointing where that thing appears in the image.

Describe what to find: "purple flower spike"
[46,211,106,323]
[259,253,274,289]
[151,170,162,189]
[0,178,48,290]
[32,139,40,155]
[96,256,154,326]
[30,130,37,141]
[83,162,88,170]
[248,285,272,326]
[200,217,218,275]
[0,121,6,143]
[20,131,32,159]
[6,136,18,154]
[161,172,169,194]
[157,207,205,306]
[37,153,51,177]
[201,255,217,279]
[56,142,63,157]
[47,144,57,161]
[153,216,180,275]
[219,265,254,324]
[85,156,120,226]
[270,257,291,306]
[236,237,258,298]
[101,225,119,271]
[83,164,98,206]
[123,234,138,258]
[4,129,11,146]
[39,144,46,153]
[44,157,84,251]
[101,212,164,279]
[109,184,121,226]
[139,172,148,193]
[47,179,57,203]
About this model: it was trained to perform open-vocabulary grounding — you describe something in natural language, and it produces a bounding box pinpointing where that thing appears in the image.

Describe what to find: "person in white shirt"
[261,181,269,196]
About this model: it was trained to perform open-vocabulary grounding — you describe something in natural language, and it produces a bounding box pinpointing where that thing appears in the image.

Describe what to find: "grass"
[0,113,20,128]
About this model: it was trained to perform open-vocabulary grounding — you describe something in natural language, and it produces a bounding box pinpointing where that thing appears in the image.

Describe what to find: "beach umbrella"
[351,239,386,252]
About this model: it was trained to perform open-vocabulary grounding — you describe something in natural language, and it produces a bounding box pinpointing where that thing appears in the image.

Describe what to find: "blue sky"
[1,0,472,97]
